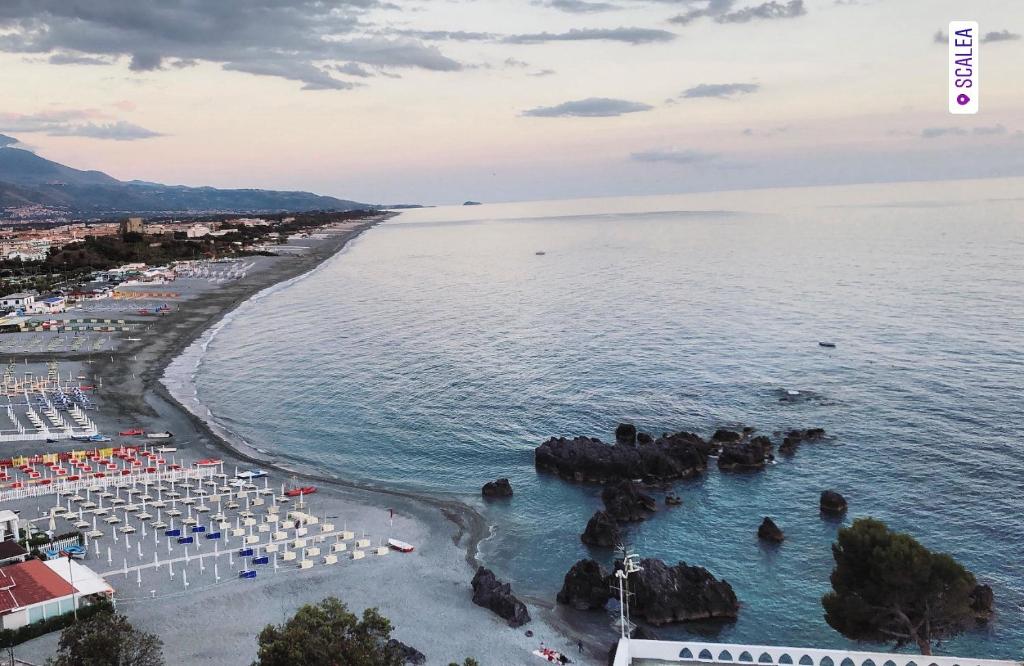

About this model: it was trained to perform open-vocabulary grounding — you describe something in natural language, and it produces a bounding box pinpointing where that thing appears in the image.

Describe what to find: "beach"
[8,215,591,666]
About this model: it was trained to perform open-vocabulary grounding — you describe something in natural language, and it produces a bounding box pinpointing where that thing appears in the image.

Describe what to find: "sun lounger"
[356,539,371,549]
[306,547,321,557]
[205,532,221,540]
[298,559,313,569]
[351,550,365,560]
[177,536,194,544]
[238,569,257,579]
[331,543,347,553]
[282,551,296,561]
[376,546,390,556]
[165,529,181,537]
[323,554,337,565]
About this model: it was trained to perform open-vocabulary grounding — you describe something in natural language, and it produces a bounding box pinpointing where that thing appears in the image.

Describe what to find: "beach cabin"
[0,559,113,630]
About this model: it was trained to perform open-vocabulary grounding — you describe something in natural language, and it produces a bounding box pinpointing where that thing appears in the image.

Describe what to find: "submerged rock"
[711,429,743,443]
[601,480,657,522]
[620,558,739,626]
[471,566,531,627]
[581,510,621,547]
[535,431,707,484]
[637,432,654,445]
[557,559,612,610]
[385,639,426,665]
[481,478,513,498]
[615,423,638,446]
[757,517,785,543]
[819,490,848,516]
[779,428,827,454]
[717,436,774,471]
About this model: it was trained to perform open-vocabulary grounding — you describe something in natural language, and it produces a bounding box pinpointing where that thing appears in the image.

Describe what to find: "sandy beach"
[6,216,594,666]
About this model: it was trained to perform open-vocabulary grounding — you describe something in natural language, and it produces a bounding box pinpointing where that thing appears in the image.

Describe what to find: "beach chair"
[238,548,254,557]
[238,569,257,579]
[177,536,194,544]
[205,532,221,540]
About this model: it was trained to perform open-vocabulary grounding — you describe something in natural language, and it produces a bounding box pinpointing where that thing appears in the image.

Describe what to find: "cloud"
[335,62,375,78]
[682,82,759,98]
[47,52,113,65]
[972,124,1007,136]
[523,97,653,117]
[920,127,968,139]
[934,29,1020,44]
[671,0,806,25]
[534,0,621,12]
[984,30,1021,42]
[49,121,164,140]
[631,148,718,164]
[0,1,462,91]
[742,125,788,137]
[0,111,162,140]
[505,27,676,45]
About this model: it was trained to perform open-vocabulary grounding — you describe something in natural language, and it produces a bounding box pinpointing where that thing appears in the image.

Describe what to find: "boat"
[155,446,177,453]
[146,431,173,439]
[818,341,836,348]
[118,428,144,436]
[87,434,111,442]
[535,251,546,256]
[236,469,268,479]
[195,458,223,467]
[284,486,317,497]
[388,538,415,553]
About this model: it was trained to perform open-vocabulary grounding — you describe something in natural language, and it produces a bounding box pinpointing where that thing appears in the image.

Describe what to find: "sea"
[182,178,1024,659]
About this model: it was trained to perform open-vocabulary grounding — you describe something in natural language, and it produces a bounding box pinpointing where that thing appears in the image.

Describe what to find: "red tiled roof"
[0,560,75,614]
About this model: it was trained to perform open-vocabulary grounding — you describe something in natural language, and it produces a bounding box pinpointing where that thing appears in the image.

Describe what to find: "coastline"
[11,212,591,664]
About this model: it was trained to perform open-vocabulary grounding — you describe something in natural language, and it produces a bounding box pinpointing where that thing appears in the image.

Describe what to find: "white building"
[0,293,35,313]
[0,559,113,629]
[186,224,213,238]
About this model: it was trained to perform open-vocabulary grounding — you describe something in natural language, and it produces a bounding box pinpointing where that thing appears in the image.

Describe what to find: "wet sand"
[8,216,592,665]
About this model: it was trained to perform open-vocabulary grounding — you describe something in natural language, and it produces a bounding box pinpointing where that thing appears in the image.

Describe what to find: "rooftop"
[0,559,75,614]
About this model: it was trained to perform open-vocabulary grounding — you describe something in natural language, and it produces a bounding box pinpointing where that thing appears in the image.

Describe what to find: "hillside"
[0,136,367,217]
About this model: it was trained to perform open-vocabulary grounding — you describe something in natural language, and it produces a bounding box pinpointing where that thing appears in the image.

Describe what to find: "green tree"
[823,518,979,655]
[254,597,401,666]
[448,660,480,666]
[49,605,163,666]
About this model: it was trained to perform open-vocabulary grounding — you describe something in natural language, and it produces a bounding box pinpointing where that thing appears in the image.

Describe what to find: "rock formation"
[717,436,774,471]
[385,639,426,665]
[757,517,784,543]
[779,428,826,454]
[581,510,621,547]
[819,490,848,516]
[470,567,531,627]
[621,559,739,626]
[481,478,513,498]
[535,431,707,483]
[970,584,994,621]
[557,559,612,610]
[601,481,657,522]
[615,422,637,445]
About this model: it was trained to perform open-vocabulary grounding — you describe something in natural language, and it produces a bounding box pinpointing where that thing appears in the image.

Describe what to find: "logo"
[948,21,978,114]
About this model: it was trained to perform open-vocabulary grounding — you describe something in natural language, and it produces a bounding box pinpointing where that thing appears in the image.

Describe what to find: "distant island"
[463,201,482,206]
[0,133,369,221]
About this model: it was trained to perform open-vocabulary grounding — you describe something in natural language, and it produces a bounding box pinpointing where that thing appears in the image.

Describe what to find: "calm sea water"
[193,179,1024,658]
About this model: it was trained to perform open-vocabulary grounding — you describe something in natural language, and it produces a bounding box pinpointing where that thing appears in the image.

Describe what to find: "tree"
[448,660,480,666]
[254,597,401,666]
[49,604,163,666]
[822,518,979,655]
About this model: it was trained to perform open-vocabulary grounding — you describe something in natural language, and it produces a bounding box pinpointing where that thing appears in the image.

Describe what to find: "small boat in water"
[146,431,173,439]
[388,538,415,553]
[119,428,144,436]
[818,341,836,348]
[284,486,317,497]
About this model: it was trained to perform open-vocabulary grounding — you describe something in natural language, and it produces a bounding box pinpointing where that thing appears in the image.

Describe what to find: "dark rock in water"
[581,510,621,547]
[718,436,774,471]
[637,432,654,445]
[535,432,707,484]
[615,423,638,446]
[481,478,513,498]
[385,639,426,665]
[471,566,531,627]
[819,490,848,516]
[780,428,827,454]
[557,559,612,610]
[601,480,657,522]
[616,558,739,626]
[525,630,534,638]
[757,517,784,543]
[711,429,743,443]
[665,493,682,506]
[970,584,995,621]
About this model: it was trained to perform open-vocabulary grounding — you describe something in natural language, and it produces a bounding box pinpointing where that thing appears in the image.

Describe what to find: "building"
[186,224,213,239]
[0,542,27,566]
[30,296,66,315]
[0,559,113,629]
[119,217,144,235]
[0,293,35,313]
[0,510,18,541]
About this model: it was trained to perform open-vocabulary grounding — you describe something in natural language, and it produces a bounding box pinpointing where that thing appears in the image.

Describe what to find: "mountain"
[0,137,367,218]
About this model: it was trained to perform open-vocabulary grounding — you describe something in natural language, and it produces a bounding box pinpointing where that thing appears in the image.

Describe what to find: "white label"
[949,20,979,114]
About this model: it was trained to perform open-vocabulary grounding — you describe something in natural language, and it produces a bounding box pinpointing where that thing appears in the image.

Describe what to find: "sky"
[1,0,1022,205]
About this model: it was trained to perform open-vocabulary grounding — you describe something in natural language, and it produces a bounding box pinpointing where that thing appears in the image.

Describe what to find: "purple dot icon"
[957,93,971,106]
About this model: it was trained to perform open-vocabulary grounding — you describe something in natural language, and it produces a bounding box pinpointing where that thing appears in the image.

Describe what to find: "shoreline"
[9,212,592,664]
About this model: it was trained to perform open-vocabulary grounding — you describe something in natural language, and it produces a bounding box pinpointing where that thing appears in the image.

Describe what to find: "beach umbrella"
[94,540,99,556]
[153,553,159,571]
[136,568,141,587]
[214,562,219,581]
[137,542,143,559]
[107,547,112,564]
[169,563,174,579]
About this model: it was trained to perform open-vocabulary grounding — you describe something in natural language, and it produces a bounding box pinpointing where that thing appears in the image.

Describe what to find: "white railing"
[613,640,1021,666]
[0,467,215,502]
